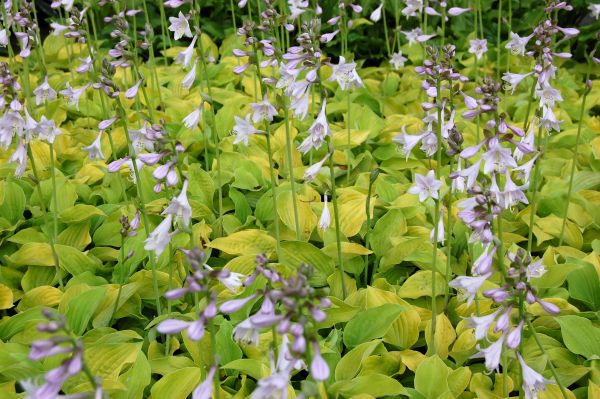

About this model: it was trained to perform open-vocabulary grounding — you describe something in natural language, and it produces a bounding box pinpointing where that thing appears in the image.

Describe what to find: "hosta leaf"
[398,270,446,298]
[66,286,107,335]
[414,355,451,399]
[150,368,203,398]
[59,204,106,223]
[335,340,382,381]
[425,313,457,359]
[0,284,14,310]
[280,241,335,286]
[276,190,317,240]
[208,229,276,256]
[330,374,406,397]
[0,181,26,226]
[343,304,404,348]
[556,316,600,358]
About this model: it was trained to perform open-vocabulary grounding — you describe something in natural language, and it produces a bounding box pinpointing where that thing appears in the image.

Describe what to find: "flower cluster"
[22,309,103,398]
[221,254,331,387]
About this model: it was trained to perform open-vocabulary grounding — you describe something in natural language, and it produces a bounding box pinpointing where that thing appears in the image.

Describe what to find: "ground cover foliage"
[0,0,599,398]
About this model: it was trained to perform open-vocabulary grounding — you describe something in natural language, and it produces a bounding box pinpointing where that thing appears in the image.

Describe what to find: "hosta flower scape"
[0,0,599,398]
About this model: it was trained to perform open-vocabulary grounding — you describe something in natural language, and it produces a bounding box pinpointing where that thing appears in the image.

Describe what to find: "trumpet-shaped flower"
[168,11,192,40]
[162,180,192,226]
[408,170,441,202]
[144,214,175,257]
[517,354,553,399]
[82,131,105,160]
[232,115,264,145]
[298,101,331,153]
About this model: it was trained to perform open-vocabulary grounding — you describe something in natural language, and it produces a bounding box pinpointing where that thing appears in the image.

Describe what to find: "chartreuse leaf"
[0,285,14,310]
[208,229,276,256]
[65,286,107,335]
[425,314,457,359]
[383,306,420,349]
[330,374,406,398]
[276,190,317,240]
[113,352,151,399]
[556,316,600,358]
[0,181,26,225]
[280,241,335,286]
[7,243,55,266]
[150,367,202,399]
[369,209,407,256]
[0,307,45,340]
[338,188,374,237]
[335,340,382,381]
[16,286,62,311]
[343,304,403,348]
[566,262,600,310]
[398,270,446,298]
[414,355,451,398]
[59,204,105,223]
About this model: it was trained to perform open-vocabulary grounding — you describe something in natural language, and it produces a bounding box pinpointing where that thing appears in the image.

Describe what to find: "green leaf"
[566,263,600,310]
[66,287,107,335]
[335,340,382,381]
[343,304,403,348]
[208,229,276,256]
[414,355,451,399]
[556,316,600,358]
[280,241,335,286]
[369,209,407,257]
[150,367,202,399]
[330,374,406,397]
[59,204,106,223]
[0,181,26,225]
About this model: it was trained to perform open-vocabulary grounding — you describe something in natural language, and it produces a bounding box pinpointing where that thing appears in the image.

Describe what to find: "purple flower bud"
[187,319,206,341]
[538,300,560,315]
[108,157,130,172]
[310,342,330,381]
[292,335,306,353]
[220,295,256,314]
[506,320,524,349]
[157,319,189,334]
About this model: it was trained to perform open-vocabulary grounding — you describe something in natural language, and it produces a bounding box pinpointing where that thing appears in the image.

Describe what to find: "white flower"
[393,127,426,160]
[59,82,88,110]
[408,170,441,202]
[535,83,563,108]
[250,94,278,123]
[181,60,198,89]
[9,142,27,178]
[125,79,143,99]
[175,35,198,69]
[448,7,470,16]
[502,72,532,94]
[467,309,501,340]
[449,273,492,306]
[297,101,331,153]
[0,110,25,149]
[192,366,216,399]
[589,4,600,19]
[233,318,260,345]
[518,353,553,399]
[540,106,560,132]
[232,115,264,145]
[526,260,546,281]
[303,153,330,182]
[505,32,533,56]
[183,108,201,129]
[430,208,444,244]
[162,180,192,226]
[33,76,57,105]
[319,194,331,230]
[327,56,364,91]
[474,334,504,371]
[82,131,105,160]
[402,0,424,18]
[168,11,192,40]
[390,51,407,70]
[0,29,8,47]
[481,140,517,175]
[144,214,175,257]
[370,3,383,22]
[34,116,61,144]
[469,39,488,60]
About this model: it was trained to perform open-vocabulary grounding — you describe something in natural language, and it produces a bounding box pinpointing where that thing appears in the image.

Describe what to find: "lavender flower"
[408,170,441,202]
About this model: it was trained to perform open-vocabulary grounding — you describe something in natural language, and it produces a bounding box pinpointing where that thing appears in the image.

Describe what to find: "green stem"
[382,1,391,58]
[364,172,376,285]
[527,124,545,254]
[558,78,590,246]
[115,99,162,316]
[523,81,537,132]
[48,143,64,290]
[208,319,221,399]
[110,235,127,326]
[496,0,502,81]
[526,318,569,399]
[282,96,302,241]
[327,143,348,299]
[429,79,443,355]
[443,158,454,310]
[346,91,352,184]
